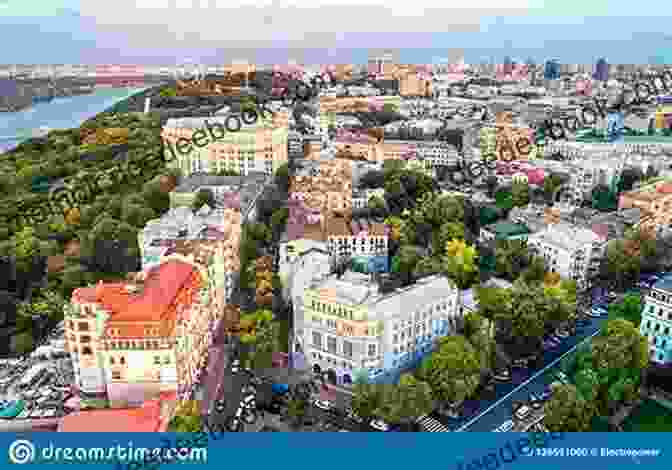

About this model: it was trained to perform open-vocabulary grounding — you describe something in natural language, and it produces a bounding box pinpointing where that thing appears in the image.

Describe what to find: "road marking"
[455,329,601,432]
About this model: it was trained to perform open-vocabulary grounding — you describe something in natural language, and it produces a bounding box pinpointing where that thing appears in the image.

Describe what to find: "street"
[429,310,610,432]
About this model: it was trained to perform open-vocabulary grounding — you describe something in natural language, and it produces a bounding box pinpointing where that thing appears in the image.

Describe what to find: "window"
[112,371,121,380]
[327,337,337,354]
[663,340,667,349]
[80,335,91,343]
[163,356,171,365]
[153,356,161,365]
[120,357,126,365]
[368,344,376,357]
[81,346,92,355]
[655,324,661,332]
[393,334,398,344]
[110,357,115,365]
[312,332,322,349]
[78,322,89,332]
[343,341,353,358]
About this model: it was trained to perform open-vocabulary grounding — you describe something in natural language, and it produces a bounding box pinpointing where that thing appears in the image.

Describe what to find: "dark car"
[259,425,281,432]
[263,400,284,415]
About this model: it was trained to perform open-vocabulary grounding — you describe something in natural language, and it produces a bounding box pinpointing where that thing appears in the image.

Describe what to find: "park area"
[622,399,672,432]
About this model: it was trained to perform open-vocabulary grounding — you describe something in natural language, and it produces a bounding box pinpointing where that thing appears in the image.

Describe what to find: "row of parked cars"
[312,398,393,432]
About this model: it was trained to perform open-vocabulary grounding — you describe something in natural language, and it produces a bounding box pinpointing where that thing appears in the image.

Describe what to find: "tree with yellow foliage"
[64,207,80,226]
[442,239,479,290]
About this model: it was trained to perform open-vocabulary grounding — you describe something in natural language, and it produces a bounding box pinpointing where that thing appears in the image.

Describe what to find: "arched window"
[81,346,92,355]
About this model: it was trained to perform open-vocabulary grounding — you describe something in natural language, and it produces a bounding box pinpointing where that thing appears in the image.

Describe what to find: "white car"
[369,419,390,432]
[312,399,333,412]
[494,420,514,432]
[231,360,240,373]
[515,405,532,420]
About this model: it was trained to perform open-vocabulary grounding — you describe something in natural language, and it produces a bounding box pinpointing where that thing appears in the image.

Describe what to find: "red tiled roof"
[111,260,198,322]
[72,260,199,323]
[58,402,163,432]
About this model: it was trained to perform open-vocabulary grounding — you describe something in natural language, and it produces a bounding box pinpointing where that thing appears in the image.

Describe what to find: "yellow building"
[162,119,289,177]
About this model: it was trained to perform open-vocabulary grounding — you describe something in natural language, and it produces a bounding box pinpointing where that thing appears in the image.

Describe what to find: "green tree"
[121,204,156,229]
[141,181,170,215]
[495,239,530,281]
[433,221,465,255]
[375,374,434,430]
[543,174,562,203]
[367,195,386,211]
[13,332,33,354]
[543,383,596,432]
[511,180,530,207]
[500,278,549,343]
[521,256,546,284]
[192,188,216,212]
[475,286,512,339]
[608,294,642,326]
[396,244,422,284]
[286,398,308,428]
[418,335,481,414]
[11,226,42,273]
[274,163,290,193]
[413,256,443,278]
[442,239,479,289]
[351,382,382,421]
[270,207,289,229]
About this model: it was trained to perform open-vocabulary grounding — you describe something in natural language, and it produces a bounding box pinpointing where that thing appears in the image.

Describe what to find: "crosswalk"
[417,415,451,432]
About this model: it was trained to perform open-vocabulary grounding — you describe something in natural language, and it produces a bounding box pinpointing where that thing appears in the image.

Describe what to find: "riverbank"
[0,86,154,154]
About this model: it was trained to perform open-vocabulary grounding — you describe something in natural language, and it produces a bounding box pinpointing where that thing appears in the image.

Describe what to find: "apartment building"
[640,277,672,366]
[301,272,460,385]
[288,158,354,215]
[168,172,267,220]
[64,259,214,406]
[325,216,388,265]
[138,206,241,304]
[527,223,607,290]
[161,117,289,177]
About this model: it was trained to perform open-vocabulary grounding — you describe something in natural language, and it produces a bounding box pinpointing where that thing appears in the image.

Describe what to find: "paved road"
[430,310,610,432]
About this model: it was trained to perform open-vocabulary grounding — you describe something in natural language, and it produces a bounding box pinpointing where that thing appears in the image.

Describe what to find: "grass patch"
[622,400,672,432]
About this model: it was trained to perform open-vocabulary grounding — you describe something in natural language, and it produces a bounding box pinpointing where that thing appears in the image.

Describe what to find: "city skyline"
[1,0,672,64]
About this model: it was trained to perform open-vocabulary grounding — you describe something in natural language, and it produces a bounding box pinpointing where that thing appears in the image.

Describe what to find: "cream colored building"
[302,272,460,385]
[162,117,289,177]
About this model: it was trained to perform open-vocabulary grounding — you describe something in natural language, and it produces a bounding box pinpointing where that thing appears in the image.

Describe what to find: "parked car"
[494,420,514,432]
[514,405,532,420]
[313,399,333,412]
[588,308,603,318]
[369,419,391,432]
[540,388,553,401]
[555,329,570,338]
[345,408,364,424]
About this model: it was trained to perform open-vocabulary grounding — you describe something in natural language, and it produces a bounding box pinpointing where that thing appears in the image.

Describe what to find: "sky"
[1,0,672,64]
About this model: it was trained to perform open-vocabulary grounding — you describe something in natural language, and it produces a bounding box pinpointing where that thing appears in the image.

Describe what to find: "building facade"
[640,278,672,365]
[162,117,289,177]
[527,223,607,290]
[64,260,216,407]
[301,272,460,385]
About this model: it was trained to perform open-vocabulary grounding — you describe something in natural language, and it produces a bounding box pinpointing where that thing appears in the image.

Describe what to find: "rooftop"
[72,260,199,323]
[171,172,266,193]
[308,273,457,319]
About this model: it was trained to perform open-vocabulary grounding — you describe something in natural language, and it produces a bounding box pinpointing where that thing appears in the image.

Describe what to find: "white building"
[326,219,388,264]
[527,223,607,290]
[302,272,461,385]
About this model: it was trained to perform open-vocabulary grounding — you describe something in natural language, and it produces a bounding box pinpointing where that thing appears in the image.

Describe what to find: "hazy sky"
[1,0,672,64]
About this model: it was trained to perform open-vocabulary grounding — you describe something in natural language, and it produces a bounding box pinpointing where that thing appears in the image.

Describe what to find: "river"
[0,87,148,154]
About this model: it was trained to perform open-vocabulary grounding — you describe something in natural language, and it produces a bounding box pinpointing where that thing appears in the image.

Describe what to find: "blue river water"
[0,87,147,154]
